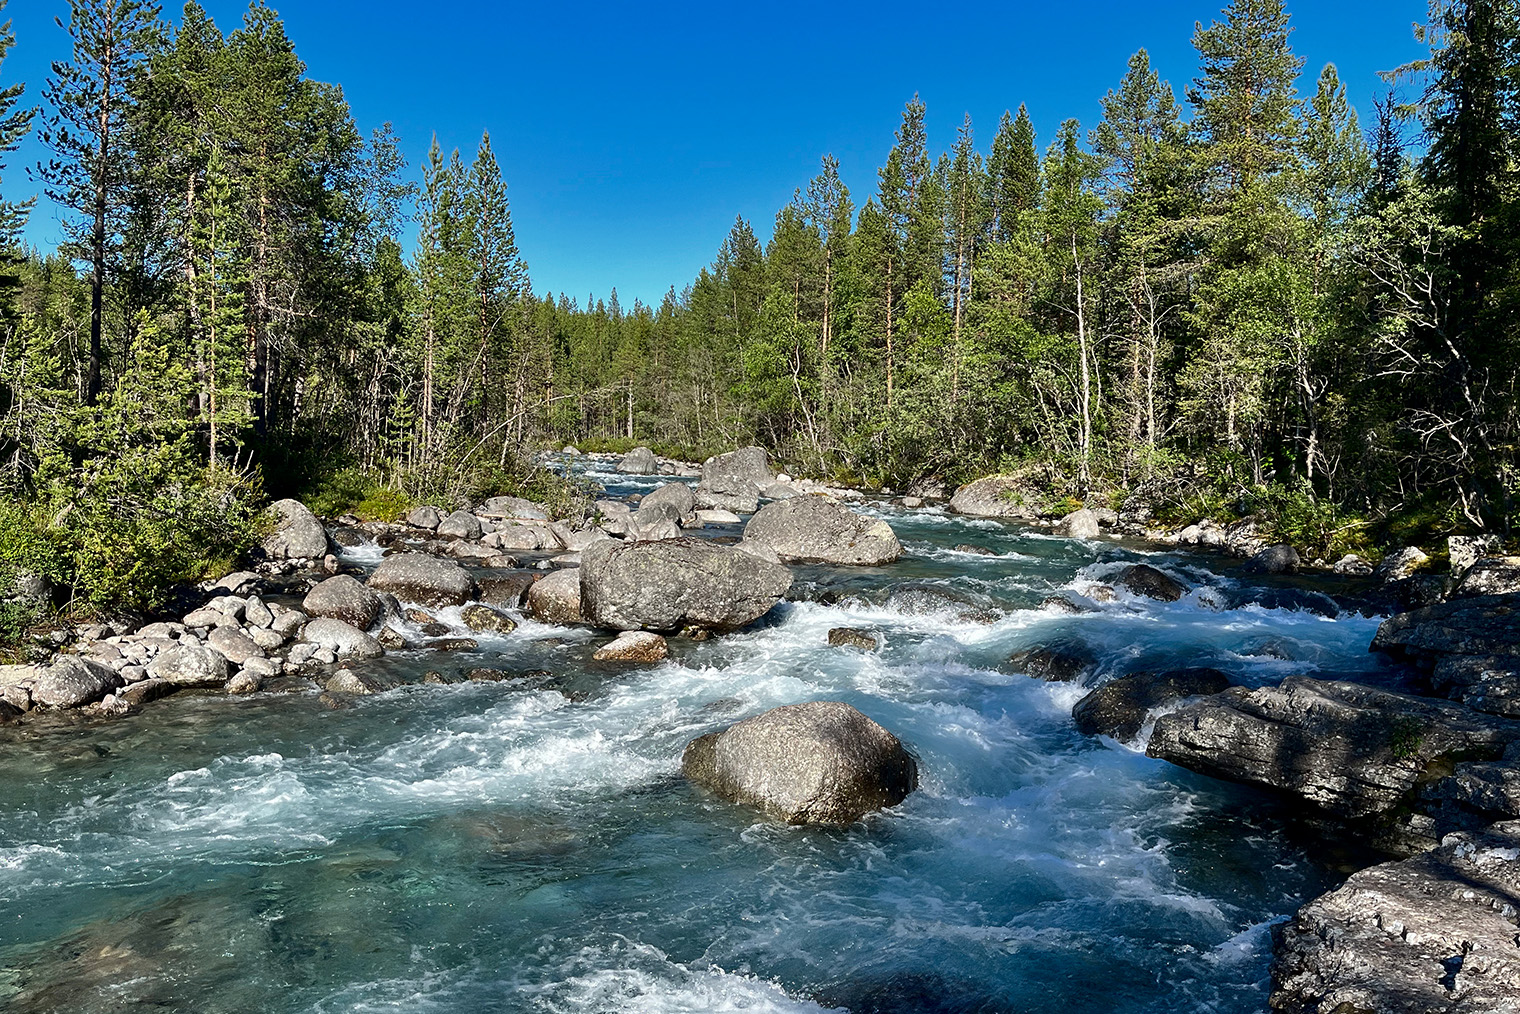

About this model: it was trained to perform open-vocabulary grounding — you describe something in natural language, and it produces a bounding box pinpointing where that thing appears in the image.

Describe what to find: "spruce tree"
[38,0,163,405]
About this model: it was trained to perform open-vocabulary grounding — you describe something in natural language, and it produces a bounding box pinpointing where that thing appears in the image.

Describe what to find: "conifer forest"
[1,0,1518,620]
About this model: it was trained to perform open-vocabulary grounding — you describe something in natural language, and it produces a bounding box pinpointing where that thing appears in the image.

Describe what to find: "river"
[0,462,1400,1013]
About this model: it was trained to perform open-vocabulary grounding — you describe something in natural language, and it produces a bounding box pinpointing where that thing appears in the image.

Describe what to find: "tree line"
[0,0,1515,623]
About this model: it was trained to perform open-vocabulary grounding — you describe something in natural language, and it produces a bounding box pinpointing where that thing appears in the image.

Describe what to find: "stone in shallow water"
[31,656,120,709]
[1072,668,1233,742]
[460,604,517,634]
[682,701,918,825]
[592,630,668,662]
[1007,640,1097,682]
[827,627,879,651]
[1116,563,1187,602]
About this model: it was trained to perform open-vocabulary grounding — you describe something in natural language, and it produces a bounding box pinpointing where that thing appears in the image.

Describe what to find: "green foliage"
[1248,481,1372,560]
[1388,716,1425,761]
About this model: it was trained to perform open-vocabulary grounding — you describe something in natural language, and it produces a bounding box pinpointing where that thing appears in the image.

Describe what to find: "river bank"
[2,448,1518,1012]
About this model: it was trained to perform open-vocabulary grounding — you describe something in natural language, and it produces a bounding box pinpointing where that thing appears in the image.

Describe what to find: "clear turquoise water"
[0,469,1397,1013]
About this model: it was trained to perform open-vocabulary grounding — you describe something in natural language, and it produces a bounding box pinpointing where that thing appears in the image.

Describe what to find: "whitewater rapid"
[0,473,1397,1013]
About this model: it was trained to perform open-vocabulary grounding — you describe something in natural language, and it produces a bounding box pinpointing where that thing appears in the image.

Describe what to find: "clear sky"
[4,0,1429,306]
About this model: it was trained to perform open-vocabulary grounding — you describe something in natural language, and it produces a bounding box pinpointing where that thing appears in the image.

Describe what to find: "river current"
[0,463,1401,1013]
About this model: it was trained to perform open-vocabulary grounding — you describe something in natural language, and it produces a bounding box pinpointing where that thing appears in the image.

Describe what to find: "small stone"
[376,626,409,650]
[592,630,669,662]
[827,627,879,651]
[954,544,996,556]
[226,670,263,695]
[460,604,518,634]
[431,638,479,652]
[243,596,275,628]
[249,627,284,651]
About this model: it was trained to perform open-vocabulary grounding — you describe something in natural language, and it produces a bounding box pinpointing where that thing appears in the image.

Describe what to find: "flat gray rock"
[742,496,901,566]
[1271,819,1520,1013]
[1147,676,1520,819]
[366,553,476,608]
[580,537,791,632]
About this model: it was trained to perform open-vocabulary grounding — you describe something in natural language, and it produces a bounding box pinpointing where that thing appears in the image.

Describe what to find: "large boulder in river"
[1270,819,1520,1014]
[742,495,902,566]
[526,567,582,624]
[682,701,918,825]
[1146,676,1520,819]
[366,553,476,608]
[698,446,773,498]
[1244,542,1301,575]
[947,475,1039,520]
[147,642,230,687]
[435,509,483,541]
[31,656,121,709]
[261,498,328,560]
[638,481,695,523]
[1054,508,1101,539]
[617,446,659,475]
[580,537,791,632]
[301,617,384,660]
[303,575,381,629]
[1116,563,1187,602]
[1072,668,1233,742]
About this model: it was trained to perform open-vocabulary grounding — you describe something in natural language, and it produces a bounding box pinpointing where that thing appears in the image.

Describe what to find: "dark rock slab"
[1072,668,1233,742]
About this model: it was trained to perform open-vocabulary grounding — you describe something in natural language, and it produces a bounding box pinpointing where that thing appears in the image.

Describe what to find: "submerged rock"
[1007,640,1097,682]
[1271,819,1520,1014]
[1146,676,1520,819]
[682,701,918,825]
[1072,668,1233,742]
[742,495,902,566]
[579,537,791,632]
[947,475,1038,519]
[592,630,668,662]
[1116,563,1187,602]
[366,553,476,608]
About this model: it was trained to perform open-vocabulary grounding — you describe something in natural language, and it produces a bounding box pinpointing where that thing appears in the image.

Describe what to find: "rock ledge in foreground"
[1271,819,1520,1014]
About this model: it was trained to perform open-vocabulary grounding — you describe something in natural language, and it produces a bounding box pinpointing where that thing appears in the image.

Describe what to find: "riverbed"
[0,467,1402,1013]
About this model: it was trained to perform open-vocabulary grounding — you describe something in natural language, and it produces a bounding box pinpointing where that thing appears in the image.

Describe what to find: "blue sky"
[4,0,1428,306]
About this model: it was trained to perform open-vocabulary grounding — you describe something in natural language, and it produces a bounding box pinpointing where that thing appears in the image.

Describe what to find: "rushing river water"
[0,464,1403,1013]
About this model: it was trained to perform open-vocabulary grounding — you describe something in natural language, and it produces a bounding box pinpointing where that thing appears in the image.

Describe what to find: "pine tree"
[38,0,163,405]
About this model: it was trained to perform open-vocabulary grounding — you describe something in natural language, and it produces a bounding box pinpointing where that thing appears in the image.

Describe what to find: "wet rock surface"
[682,701,918,825]
[1072,668,1233,742]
